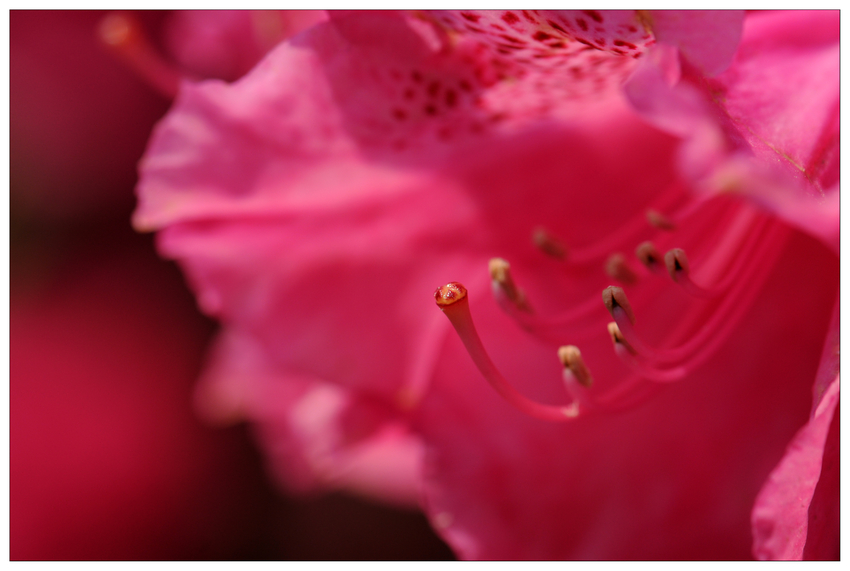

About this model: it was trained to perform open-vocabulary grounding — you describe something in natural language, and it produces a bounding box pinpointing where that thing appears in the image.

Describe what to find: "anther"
[558,345,594,388]
[434,282,468,307]
[646,209,676,231]
[489,258,531,312]
[663,248,718,298]
[664,248,690,282]
[605,253,638,285]
[532,227,568,260]
[635,241,663,272]
[601,286,636,325]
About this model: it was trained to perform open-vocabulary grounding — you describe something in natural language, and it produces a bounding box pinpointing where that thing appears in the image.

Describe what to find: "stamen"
[558,345,600,410]
[602,286,659,359]
[489,258,532,313]
[601,220,789,373]
[664,248,717,298]
[488,259,607,342]
[557,345,593,388]
[532,181,689,266]
[605,253,638,285]
[646,209,676,231]
[532,227,568,260]
[635,241,663,273]
[434,283,581,422]
[601,285,636,325]
[98,12,184,99]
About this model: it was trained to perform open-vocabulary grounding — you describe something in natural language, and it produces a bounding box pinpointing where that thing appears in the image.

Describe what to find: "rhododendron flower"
[134,10,839,559]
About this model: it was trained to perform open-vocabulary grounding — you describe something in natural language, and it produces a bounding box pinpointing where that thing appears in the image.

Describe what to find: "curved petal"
[750,295,840,560]
[195,329,424,508]
[623,10,839,251]
[751,376,839,560]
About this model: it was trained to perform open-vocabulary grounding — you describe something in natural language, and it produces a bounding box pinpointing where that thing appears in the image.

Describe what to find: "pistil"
[435,283,581,422]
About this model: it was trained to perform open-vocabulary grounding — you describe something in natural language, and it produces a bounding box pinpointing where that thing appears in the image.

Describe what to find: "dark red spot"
[547,20,568,34]
[596,38,606,46]
[611,48,626,55]
[533,31,553,42]
[497,43,523,50]
[532,52,556,59]
[582,10,603,23]
[403,88,415,100]
[613,40,637,49]
[437,126,452,141]
[411,71,423,83]
[576,18,588,32]
[461,12,480,23]
[522,10,537,23]
[392,108,407,121]
[576,38,595,47]
[628,25,637,33]
[490,23,506,31]
[427,81,440,98]
[501,12,520,25]
[424,104,437,116]
[548,42,565,49]
[445,89,458,108]
[498,33,525,44]
[389,69,402,80]
[458,79,473,92]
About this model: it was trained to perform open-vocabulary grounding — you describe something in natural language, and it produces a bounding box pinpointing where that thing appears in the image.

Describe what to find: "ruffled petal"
[195,329,424,508]
[623,10,839,251]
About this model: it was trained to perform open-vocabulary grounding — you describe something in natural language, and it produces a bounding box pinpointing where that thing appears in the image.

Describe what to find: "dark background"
[9,10,454,560]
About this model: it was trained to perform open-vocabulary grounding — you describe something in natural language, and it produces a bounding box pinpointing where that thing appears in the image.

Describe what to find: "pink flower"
[134,10,839,559]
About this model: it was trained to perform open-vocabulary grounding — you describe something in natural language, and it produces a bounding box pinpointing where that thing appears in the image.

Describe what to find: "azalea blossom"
[134,10,839,559]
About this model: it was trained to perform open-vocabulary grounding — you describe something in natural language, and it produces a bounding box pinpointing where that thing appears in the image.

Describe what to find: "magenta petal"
[750,374,839,560]
[623,10,839,251]
[649,10,744,75]
[750,296,840,560]
[801,402,839,560]
[132,10,840,559]
[195,329,424,507]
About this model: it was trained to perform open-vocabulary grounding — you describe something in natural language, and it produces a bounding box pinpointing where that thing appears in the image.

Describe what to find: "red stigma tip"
[435,282,468,307]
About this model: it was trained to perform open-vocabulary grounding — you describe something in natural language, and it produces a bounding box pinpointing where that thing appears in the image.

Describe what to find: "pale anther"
[488,258,532,312]
[558,345,594,388]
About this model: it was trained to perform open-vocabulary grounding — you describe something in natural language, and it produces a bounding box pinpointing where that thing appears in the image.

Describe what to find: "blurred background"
[9,10,454,560]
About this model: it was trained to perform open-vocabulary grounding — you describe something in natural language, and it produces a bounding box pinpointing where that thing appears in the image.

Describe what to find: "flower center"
[435,190,790,422]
